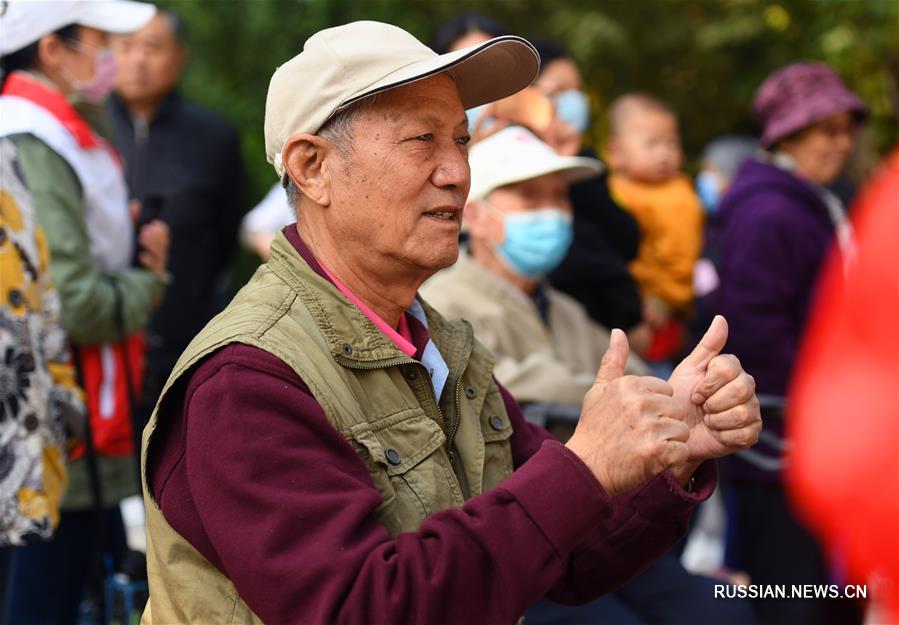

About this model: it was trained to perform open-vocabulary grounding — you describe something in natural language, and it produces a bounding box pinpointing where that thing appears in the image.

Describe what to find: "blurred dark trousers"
[724,480,864,625]
[526,551,756,625]
[4,507,127,625]
[526,593,645,624]
[0,546,12,621]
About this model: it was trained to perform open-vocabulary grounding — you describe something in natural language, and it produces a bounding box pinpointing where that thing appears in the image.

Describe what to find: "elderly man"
[140,21,761,625]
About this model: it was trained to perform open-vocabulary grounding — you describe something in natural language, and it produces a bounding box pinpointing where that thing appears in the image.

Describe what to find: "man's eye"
[414,134,433,142]
[456,135,472,146]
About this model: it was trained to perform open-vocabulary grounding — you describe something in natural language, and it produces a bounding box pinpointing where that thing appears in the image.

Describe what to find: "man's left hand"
[668,315,762,463]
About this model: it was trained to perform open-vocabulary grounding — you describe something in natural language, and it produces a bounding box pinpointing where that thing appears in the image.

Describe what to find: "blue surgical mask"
[696,170,723,214]
[553,90,590,134]
[497,208,574,278]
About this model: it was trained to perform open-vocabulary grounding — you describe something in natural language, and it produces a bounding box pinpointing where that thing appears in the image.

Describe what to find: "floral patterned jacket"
[0,137,84,545]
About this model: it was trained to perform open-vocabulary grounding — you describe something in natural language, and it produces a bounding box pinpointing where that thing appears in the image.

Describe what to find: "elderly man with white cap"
[423,126,650,415]
[139,21,760,625]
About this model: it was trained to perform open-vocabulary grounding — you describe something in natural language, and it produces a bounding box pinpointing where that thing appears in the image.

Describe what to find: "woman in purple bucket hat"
[713,62,868,625]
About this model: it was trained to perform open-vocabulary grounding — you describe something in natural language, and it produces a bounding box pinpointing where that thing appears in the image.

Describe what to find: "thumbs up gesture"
[668,316,761,463]
[566,316,762,497]
[565,329,693,496]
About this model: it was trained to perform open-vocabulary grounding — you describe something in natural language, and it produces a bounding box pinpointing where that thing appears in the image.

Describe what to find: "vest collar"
[267,230,413,364]
[2,71,102,149]
[267,230,474,374]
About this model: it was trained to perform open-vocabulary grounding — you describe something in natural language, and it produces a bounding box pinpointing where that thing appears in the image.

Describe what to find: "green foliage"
[158,0,898,216]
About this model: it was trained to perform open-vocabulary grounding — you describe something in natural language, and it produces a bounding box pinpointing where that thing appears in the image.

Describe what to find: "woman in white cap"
[0,2,165,623]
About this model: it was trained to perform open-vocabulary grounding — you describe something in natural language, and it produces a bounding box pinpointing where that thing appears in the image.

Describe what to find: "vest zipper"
[445,323,473,498]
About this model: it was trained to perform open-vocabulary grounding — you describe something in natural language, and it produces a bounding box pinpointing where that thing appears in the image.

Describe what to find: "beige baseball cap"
[264,20,540,182]
[469,126,603,200]
[0,0,156,56]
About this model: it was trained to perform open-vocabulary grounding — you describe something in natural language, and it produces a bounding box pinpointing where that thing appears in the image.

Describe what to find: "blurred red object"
[788,148,899,619]
[646,319,683,362]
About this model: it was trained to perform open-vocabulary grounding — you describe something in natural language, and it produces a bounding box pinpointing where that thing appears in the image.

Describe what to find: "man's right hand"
[565,329,690,496]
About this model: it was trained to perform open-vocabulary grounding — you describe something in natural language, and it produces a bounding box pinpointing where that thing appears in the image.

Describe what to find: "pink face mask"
[63,46,118,102]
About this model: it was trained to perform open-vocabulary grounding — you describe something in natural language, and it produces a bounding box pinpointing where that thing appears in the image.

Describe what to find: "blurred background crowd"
[0,1,897,624]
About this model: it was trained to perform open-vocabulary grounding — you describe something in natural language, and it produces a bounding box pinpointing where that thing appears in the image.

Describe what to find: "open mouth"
[422,211,458,221]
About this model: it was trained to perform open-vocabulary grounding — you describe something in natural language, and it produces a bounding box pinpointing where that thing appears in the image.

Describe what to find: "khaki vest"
[140,232,515,624]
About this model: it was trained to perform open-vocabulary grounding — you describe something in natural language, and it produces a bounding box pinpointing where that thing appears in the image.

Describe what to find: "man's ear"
[282,134,332,207]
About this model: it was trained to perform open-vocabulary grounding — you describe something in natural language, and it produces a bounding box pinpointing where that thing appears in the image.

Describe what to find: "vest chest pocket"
[348,411,463,536]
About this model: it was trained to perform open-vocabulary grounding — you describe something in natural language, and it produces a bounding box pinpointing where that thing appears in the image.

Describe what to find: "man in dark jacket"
[107,9,245,428]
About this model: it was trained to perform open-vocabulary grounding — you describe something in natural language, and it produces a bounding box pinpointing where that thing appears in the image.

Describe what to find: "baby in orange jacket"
[606,94,703,348]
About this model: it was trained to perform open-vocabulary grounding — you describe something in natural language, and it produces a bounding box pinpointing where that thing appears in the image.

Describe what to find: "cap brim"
[339,36,540,111]
[77,0,156,34]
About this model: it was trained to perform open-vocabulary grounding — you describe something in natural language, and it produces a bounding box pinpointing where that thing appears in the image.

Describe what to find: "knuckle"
[732,404,751,425]
[745,373,757,393]
[715,354,740,377]
[738,427,759,448]
[738,377,755,399]
[722,353,741,371]
[627,393,648,415]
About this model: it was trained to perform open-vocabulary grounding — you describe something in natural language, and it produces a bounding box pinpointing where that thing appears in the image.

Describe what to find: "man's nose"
[432,145,470,191]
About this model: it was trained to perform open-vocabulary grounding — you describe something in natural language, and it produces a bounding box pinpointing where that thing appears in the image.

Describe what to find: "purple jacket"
[714,158,837,479]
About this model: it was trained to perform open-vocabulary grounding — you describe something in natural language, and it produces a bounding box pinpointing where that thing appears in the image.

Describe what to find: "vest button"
[8,289,23,308]
[464,385,477,399]
[385,448,402,465]
[340,343,353,356]
[404,368,418,380]
[489,415,504,431]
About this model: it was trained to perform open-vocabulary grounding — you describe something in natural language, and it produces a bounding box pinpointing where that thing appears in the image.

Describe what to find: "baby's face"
[614,110,683,183]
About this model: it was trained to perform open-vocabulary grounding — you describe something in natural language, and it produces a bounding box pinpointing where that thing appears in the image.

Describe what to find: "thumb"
[678,315,729,373]
[596,328,629,383]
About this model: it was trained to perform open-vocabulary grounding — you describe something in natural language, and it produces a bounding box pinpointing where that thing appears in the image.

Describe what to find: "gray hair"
[284,92,384,212]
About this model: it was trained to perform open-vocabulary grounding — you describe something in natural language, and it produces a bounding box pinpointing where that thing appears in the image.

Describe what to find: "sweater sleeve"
[13,134,164,345]
[497,383,716,605]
